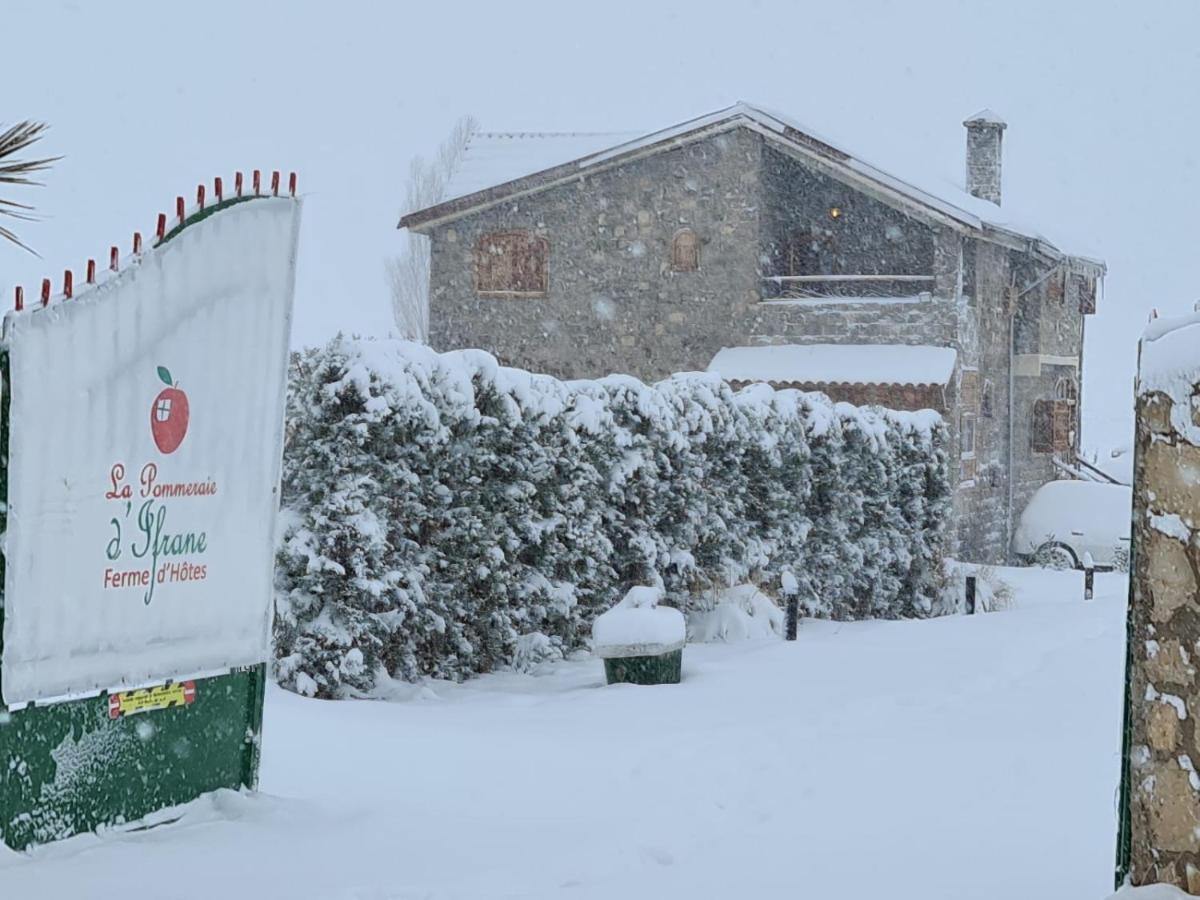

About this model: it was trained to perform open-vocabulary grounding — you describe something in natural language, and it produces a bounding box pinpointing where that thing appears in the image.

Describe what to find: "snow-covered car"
[1012,480,1132,570]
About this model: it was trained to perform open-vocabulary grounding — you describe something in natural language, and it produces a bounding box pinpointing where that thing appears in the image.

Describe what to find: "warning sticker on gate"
[107,680,197,719]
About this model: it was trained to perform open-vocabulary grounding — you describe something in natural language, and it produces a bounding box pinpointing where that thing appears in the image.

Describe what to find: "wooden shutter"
[1032,399,1054,453]
[1046,269,1065,303]
[961,456,978,482]
[672,230,699,272]
[1052,400,1073,452]
[476,232,548,296]
[960,370,979,409]
[1033,399,1074,453]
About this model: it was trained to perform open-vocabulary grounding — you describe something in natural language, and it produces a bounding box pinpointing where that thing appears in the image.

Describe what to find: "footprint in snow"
[640,846,675,866]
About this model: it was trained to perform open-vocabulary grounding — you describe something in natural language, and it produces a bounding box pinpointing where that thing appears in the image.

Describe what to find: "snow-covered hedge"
[274,337,951,697]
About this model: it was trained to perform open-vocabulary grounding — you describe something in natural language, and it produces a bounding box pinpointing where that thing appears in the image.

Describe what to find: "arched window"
[672,229,699,272]
[981,379,995,418]
[1055,376,1078,405]
[475,231,549,297]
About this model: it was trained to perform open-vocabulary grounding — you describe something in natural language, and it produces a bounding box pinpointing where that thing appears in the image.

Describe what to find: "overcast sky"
[4,0,1197,451]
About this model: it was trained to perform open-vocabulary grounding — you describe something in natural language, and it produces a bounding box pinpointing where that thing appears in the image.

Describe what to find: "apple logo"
[151,366,190,454]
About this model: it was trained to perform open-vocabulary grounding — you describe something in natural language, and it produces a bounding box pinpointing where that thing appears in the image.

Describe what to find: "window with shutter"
[1055,376,1078,405]
[475,232,549,297]
[672,229,699,272]
[1046,269,1065,303]
[1032,399,1055,453]
[960,369,979,409]
[1052,400,1073,452]
[960,412,977,484]
[1033,398,1075,453]
[981,380,995,418]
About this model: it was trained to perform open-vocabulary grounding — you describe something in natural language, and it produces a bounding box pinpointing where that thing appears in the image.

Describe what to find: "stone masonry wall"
[427,128,765,382]
[1011,264,1087,521]
[428,128,966,384]
[954,239,1013,564]
[1126,358,1200,891]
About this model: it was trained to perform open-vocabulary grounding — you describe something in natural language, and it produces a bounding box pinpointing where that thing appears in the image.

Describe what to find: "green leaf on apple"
[157,366,173,386]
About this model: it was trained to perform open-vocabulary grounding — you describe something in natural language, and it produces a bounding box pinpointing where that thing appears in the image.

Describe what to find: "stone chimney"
[963,109,1007,204]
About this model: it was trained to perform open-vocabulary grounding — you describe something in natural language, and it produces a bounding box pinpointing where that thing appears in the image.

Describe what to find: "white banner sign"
[1,197,300,704]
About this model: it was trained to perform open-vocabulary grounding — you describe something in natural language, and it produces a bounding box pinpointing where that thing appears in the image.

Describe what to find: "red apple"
[151,366,190,454]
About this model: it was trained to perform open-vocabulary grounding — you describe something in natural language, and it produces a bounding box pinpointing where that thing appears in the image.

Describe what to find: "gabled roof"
[708,343,958,388]
[442,132,637,203]
[399,102,1101,269]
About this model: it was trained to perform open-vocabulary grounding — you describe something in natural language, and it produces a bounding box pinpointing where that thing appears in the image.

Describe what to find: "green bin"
[599,642,684,686]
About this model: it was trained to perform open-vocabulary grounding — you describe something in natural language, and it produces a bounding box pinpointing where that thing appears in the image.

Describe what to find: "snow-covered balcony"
[760,272,936,302]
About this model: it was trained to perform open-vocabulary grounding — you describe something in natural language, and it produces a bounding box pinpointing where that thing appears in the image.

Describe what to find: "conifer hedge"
[274,338,951,697]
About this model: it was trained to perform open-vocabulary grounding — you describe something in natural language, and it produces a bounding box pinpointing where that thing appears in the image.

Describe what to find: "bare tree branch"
[389,115,477,342]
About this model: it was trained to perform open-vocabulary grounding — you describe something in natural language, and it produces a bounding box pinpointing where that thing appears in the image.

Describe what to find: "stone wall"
[427,128,765,382]
[427,127,966,383]
[1125,344,1200,891]
[758,145,934,282]
[953,239,1013,563]
[1011,265,1086,520]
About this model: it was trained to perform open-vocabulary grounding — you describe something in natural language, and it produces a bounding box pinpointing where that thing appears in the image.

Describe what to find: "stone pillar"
[1122,317,1200,891]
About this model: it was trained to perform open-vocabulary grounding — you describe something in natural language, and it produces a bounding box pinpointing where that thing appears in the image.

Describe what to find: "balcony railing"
[761,274,936,301]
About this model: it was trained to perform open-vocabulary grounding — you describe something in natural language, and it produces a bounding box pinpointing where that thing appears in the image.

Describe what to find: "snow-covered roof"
[707,343,958,387]
[401,102,1099,264]
[443,132,636,203]
[964,108,1008,128]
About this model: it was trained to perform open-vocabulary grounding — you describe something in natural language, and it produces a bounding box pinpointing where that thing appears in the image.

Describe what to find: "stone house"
[399,103,1106,563]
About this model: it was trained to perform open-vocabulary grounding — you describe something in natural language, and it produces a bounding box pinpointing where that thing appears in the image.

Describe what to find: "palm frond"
[0,120,58,251]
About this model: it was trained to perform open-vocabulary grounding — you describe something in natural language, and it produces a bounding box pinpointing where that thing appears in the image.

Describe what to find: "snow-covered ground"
[0,568,1140,899]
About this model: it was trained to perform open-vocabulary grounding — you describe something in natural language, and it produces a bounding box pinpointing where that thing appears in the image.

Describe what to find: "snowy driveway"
[0,569,1128,899]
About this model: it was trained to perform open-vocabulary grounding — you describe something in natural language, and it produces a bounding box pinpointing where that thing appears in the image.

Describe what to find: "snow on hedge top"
[1140,310,1200,443]
[592,585,686,657]
[324,337,945,442]
[708,343,957,388]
